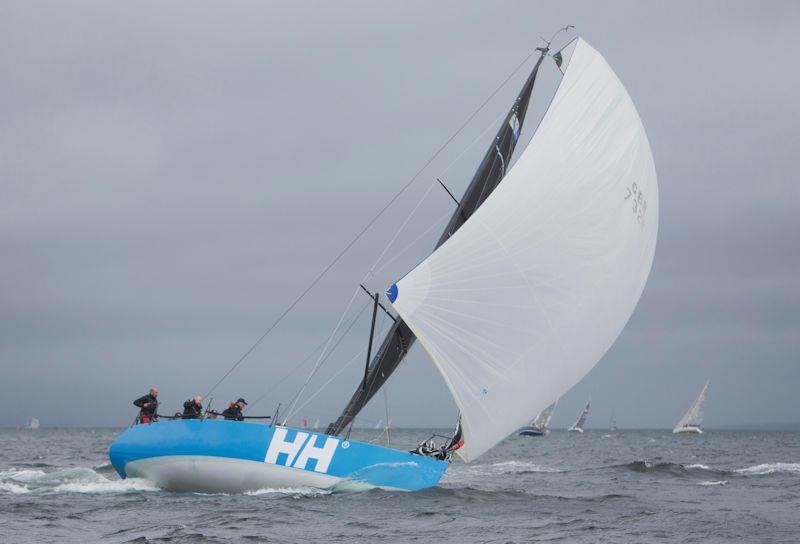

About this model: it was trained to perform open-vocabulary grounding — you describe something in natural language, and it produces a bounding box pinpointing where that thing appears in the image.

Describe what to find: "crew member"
[182,395,203,419]
[133,388,159,424]
[222,398,248,421]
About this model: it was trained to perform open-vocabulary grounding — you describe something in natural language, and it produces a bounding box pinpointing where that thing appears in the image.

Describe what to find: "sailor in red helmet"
[222,398,248,421]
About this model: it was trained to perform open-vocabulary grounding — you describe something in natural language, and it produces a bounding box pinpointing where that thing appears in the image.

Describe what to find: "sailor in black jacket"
[133,388,159,423]
[182,396,203,419]
[222,398,248,421]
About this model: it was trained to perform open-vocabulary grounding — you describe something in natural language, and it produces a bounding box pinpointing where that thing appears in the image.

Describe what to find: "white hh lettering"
[293,434,339,473]
[264,428,309,467]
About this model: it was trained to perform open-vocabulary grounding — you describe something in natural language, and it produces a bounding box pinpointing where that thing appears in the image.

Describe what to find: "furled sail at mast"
[326,47,551,436]
[388,38,659,461]
[570,402,591,431]
[673,381,709,431]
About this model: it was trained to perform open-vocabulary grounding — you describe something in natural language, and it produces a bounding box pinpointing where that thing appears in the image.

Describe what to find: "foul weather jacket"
[182,400,203,419]
[222,404,244,421]
[133,394,158,418]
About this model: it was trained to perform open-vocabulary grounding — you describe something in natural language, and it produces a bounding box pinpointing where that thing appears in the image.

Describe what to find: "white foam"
[735,463,800,476]
[0,469,47,482]
[442,460,561,483]
[53,477,159,494]
[245,486,331,497]
[0,481,31,494]
[487,460,562,472]
[1,466,160,494]
[697,480,728,486]
[685,463,712,470]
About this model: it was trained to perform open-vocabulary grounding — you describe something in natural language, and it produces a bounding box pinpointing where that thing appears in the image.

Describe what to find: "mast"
[326,44,552,436]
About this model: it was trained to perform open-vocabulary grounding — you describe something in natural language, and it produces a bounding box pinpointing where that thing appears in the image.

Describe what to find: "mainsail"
[571,401,591,431]
[529,400,557,431]
[674,381,709,431]
[326,46,550,436]
[389,38,659,461]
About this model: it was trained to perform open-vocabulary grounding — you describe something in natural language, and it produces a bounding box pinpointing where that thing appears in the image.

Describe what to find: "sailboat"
[519,400,557,436]
[673,381,709,434]
[109,31,658,493]
[568,401,591,433]
[26,417,40,430]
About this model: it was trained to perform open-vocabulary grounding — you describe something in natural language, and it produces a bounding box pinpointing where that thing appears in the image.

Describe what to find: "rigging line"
[283,284,362,422]
[364,180,438,280]
[372,212,451,276]
[245,297,371,412]
[367,102,514,281]
[287,319,395,422]
[203,48,537,399]
[437,103,512,179]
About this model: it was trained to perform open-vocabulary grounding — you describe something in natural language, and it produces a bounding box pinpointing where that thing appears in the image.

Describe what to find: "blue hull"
[518,427,546,436]
[109,420,447,492]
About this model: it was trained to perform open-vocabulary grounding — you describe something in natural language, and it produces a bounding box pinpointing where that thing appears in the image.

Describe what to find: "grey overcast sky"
[1,1,798,429]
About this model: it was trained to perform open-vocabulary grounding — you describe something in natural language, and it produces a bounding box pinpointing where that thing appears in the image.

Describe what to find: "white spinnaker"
[674,381,709,430]
[390,38,659,462]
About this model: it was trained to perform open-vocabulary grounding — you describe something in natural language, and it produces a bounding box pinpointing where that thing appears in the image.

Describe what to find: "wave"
[734,463,800,476]
[0,466,159,494]
[619,460,725,477]
[697,480,728,486]
[246,486,333,497]
[0,481,31,494]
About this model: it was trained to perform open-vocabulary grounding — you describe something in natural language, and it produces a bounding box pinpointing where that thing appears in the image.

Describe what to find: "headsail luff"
[674,381,709,431]
[389,38,659,461]
[326,49,550,436]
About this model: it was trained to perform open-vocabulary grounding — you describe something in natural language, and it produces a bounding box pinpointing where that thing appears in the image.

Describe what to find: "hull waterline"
[110,420,447,493]
[518,427,546,436]
[673,426,703,434]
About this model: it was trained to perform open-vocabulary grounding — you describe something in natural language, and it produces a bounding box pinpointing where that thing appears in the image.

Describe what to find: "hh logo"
[264,428,339,474]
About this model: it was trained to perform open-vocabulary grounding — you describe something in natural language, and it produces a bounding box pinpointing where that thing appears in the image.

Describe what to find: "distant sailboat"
[374,419,383,430]
[312,419,320,431]
[26,417,40,430]
[609,409,618,431]
[568,402,590,433]
[673,381,709,434]
[519,400,557,436]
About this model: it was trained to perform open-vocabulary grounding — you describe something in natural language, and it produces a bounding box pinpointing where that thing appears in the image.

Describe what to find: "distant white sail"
[390,38,658,461]
[26,417,40,430]
[673,381,709,433]
[569,401,591,432]
[312,419,320,430]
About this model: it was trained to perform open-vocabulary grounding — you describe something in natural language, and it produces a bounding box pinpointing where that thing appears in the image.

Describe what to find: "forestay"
[389,39,659,462]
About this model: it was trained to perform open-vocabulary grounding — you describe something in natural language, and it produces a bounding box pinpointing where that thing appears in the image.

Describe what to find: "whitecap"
[245,486,332,496]
[685,463,712,470]
[0,468,47,482]
[53,477,159,494]
[0,481,31,494]
[697,480,728,486]
[735,463,800,476]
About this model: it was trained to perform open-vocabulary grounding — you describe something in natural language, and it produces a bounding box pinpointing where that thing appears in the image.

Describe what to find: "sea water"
[1,428,799,543]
